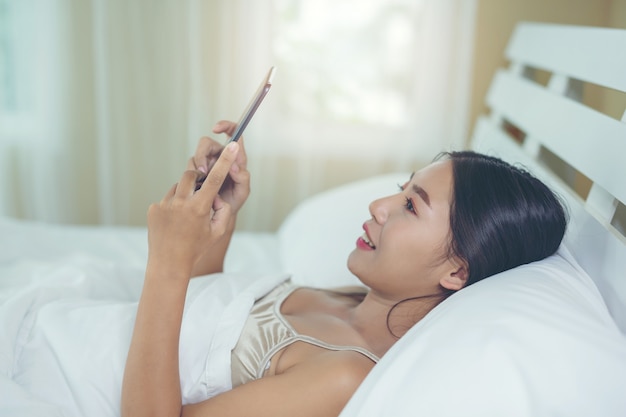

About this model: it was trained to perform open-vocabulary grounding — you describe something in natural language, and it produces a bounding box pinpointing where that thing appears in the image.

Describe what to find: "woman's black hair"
[386,151,568,337]
[441,150,568,286]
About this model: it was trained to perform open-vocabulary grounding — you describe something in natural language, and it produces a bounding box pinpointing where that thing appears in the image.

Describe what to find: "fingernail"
[226,141,238,153]
[198,166,208,174]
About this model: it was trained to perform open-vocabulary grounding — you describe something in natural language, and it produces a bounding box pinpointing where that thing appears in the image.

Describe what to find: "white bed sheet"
[0,216,287,417]
[0,215,289,416]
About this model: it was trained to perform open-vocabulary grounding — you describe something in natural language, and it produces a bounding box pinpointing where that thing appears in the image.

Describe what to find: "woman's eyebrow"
[411,184,431,208]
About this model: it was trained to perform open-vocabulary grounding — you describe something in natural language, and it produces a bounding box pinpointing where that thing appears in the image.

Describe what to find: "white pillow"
[278,173,410,288]
[340,247,626,417]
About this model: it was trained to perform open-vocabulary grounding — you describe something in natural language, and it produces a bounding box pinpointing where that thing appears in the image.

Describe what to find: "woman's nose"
[369,196,391,224]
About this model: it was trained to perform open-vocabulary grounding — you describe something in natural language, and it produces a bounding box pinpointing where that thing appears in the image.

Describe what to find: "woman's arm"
[182,350,375,417]
[121,263,188,417]
[122,142,240,417]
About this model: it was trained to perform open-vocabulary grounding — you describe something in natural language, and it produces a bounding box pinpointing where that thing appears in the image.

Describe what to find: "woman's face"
[347,160,466,301]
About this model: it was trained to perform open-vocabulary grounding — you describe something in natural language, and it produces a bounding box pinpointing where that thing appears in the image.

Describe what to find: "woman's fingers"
[174,170,201,199]
[193,137,223,174]
[213,120,247,165]
[191,120,248,174]
[212,120,238,137]
[183,121,249,210]
[209,194,230,235]
[196,141,239,209]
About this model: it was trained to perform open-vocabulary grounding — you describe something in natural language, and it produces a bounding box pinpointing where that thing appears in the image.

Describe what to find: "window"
[273,0,423,127]
[262,0,433,156]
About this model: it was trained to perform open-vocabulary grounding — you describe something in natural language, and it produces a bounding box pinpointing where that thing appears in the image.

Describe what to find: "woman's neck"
[348,291,443,357]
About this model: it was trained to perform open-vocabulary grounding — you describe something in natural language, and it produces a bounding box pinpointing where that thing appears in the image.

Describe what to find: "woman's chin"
[346,253,363,280]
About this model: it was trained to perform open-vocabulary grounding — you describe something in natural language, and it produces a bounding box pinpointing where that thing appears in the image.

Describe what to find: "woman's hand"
[147,141,241,278]
[187,120,250,213]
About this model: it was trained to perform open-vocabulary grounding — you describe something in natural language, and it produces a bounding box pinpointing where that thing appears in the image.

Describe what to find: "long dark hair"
[442,150,568,285]
[386,151,568,337]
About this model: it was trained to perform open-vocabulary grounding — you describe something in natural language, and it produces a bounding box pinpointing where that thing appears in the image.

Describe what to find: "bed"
[1,22,625,416]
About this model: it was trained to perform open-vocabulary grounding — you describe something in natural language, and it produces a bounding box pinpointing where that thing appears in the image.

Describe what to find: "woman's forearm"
[121,263,190,417]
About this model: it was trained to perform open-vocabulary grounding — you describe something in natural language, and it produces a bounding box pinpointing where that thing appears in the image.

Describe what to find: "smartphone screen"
[227,66,276,143]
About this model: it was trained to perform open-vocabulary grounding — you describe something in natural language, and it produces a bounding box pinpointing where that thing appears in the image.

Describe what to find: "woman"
[121,121,567,417]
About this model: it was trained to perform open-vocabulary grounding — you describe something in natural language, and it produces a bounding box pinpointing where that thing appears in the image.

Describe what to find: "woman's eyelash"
[404,197,416,213]
[398,183,416,214]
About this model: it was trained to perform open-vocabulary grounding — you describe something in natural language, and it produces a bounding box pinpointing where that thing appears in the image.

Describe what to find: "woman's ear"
[440,262,468,291]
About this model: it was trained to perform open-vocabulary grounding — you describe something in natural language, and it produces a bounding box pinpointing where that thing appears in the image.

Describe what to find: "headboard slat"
[487,70,626,206]
[587,184,619,221]
[506,23,626,92]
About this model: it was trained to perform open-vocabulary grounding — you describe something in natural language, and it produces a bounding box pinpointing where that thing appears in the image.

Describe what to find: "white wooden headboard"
[470,22,626,333]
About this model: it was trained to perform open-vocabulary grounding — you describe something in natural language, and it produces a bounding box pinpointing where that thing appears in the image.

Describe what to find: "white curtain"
[0,0,476,231]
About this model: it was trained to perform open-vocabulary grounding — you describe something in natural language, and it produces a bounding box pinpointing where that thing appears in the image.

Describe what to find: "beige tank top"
[230,281,379,388]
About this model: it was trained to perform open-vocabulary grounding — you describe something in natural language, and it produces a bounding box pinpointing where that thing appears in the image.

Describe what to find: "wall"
[469,0,626,141]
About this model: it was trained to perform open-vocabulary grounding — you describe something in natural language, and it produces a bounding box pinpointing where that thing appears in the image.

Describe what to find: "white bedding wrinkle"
[0,253,288,417]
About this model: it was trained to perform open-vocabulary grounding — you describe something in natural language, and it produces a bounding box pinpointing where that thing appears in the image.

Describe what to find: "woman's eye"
[404,197,416,214]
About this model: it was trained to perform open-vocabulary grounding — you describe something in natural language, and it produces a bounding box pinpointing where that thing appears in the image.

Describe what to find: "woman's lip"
[363,223,373,243]
[356,222,375,250]
[356,237,374,251]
